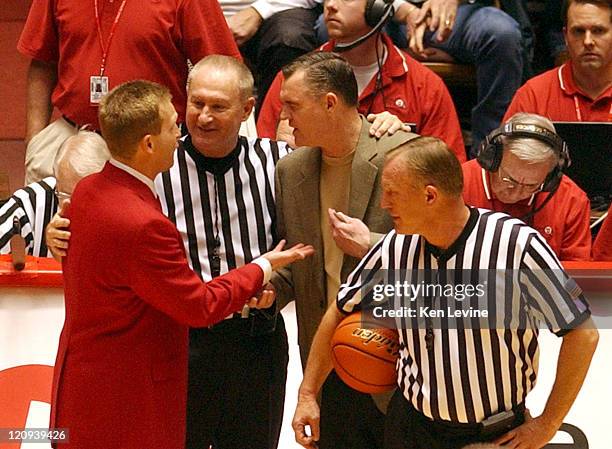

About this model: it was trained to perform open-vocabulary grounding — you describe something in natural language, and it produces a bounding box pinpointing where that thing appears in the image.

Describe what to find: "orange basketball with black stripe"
[331,311,400,393]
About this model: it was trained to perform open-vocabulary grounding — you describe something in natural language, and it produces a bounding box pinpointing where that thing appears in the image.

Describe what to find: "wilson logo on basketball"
[351,328,400,356]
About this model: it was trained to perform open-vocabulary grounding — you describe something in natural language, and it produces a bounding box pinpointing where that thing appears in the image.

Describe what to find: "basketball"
[331,311,400,394]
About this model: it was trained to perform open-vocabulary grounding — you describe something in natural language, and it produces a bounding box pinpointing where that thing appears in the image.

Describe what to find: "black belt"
[62,115,101,134]
[408,398,525,439]
[192,306,279,337]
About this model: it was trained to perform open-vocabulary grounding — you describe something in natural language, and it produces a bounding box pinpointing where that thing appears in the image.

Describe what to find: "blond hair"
[386,136,464,196]
[99,80,172,158]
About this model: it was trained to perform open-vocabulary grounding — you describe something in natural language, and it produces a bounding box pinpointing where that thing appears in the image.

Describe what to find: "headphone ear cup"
[477,136,503,172]
[365,0,390,28]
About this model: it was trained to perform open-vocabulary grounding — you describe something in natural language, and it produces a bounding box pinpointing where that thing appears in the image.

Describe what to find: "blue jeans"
[316,4,523,157]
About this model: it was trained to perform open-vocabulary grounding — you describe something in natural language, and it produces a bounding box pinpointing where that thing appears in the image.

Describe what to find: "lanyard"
[559,65,612,121]
[573,94,612,121]
[94,0,128,76]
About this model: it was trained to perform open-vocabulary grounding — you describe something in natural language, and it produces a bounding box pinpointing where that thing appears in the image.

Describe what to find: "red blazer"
[593,205,612,261]
[51,163,263,449]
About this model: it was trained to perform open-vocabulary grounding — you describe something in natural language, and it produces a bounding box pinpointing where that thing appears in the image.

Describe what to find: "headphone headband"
[477,121,571,193]
[489,123,566,154]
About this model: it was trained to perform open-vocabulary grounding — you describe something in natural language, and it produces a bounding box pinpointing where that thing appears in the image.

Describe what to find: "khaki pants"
[25,117,78,184]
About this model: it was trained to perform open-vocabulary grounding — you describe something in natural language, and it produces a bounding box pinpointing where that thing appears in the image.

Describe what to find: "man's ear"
[143,134,154,154]
[242,96,256,121]
[424,185,438,204]
[325,92,338,112]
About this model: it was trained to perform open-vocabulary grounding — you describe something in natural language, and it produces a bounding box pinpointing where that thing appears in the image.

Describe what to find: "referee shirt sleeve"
[0,191,35,256]
[336,232,390,313]
[519,233,591,336]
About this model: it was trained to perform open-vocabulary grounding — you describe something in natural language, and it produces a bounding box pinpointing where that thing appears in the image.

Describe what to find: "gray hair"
[503,113,559,165]
[187,55,254,101]
[53,130,111,180]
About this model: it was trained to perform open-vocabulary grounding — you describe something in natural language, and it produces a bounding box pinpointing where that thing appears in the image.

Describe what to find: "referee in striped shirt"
[153,56,292,449]
[0,131,109,258]
[293,137,599,449]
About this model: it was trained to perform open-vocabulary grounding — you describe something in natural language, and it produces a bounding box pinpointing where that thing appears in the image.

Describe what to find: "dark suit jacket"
[51,163,264,449]
[272,117,417,365]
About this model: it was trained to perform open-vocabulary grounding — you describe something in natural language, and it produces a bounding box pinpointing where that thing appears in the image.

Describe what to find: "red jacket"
[257,34,466,162]
[593,205,612,261]
[51,163,263,448]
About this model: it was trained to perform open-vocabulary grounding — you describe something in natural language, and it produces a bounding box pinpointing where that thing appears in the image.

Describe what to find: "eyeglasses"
[54,187,72,204]
[497,166,544,193]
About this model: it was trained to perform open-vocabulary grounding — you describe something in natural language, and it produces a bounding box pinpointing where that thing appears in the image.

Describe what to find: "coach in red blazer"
[50,81,312,449]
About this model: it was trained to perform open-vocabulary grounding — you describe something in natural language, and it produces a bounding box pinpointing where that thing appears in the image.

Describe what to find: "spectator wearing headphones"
[256,0,466,161]
[461,112,592,261]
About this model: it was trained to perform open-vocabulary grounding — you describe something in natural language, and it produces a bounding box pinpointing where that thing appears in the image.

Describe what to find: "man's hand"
[262,240,314,271]
[395,2,428,54]
[247,282,276,309]
[494,412,559,449]
[415,0,458,43]
[292,390,320,449]
[276,118,296,148]
[227,7,263,46]
[366,111,412,138]
[45,199,71,262]
[328,208,370,258]
[397,0,457,56]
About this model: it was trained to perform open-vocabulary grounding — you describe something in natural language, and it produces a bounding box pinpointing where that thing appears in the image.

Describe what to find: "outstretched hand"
[262,240,314,271]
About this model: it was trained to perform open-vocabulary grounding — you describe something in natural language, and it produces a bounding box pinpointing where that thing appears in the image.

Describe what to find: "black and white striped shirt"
[337,207,590,424]
[155,135,290,280]
[0,177,57,257]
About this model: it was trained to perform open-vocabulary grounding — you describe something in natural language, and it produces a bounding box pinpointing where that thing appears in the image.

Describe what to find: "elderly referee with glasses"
[293,136,598,449]
[0,130,109,258]
[461,112,592,262]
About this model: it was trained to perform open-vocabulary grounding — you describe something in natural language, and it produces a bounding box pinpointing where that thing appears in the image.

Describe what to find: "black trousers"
[384,390,525,449]
[185,314,288,449]
[319,370,387,449]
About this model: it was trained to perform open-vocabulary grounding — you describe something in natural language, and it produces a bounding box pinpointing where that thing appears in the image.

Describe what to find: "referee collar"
[425,207,479,263]
[183,134,243,176]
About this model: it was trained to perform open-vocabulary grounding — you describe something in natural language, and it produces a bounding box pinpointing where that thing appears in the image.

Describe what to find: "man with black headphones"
[462,112,592,261]
[256,0,467,161]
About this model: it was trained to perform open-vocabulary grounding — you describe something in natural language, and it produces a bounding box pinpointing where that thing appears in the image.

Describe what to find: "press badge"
[90,75,109,104]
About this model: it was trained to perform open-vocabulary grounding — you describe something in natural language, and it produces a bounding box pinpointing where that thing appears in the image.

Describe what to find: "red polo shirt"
[461,159,592,261]
[18,0,241,129]
[256,34,466,162]
[593,205,612,261]
[504,63,612,122]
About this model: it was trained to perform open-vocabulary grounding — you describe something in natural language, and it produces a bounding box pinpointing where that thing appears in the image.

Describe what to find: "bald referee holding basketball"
[293,136,598,449]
